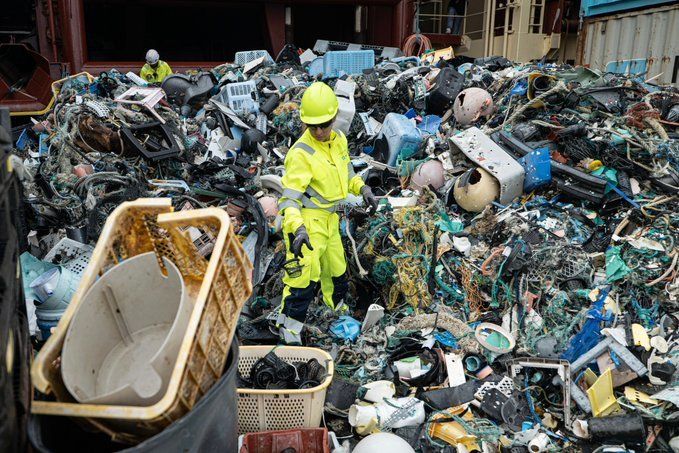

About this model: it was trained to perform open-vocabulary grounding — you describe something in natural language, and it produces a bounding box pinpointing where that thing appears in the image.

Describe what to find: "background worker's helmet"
[146,49,160,65]
[299,82,338,125]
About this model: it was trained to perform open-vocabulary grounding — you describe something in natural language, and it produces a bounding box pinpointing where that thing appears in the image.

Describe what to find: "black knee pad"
[283,281,319,322]
[332,272,349,305]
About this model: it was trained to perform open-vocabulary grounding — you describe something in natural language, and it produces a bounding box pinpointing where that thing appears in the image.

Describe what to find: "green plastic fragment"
[605,246,632,282]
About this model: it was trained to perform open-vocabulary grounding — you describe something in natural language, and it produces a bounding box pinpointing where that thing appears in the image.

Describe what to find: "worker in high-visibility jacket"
[277,82,378,344]
[140,49,173,84]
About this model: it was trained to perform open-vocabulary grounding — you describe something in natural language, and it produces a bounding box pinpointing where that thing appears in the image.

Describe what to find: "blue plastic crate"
[323,50,375,78]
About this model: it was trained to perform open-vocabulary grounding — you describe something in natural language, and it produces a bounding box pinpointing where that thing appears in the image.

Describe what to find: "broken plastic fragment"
[586,369,621,417]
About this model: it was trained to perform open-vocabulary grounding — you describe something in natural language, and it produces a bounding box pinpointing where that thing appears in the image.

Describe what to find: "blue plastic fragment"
[16,129,32,151]
[307,57,324,77]
[511,79,528,96]
[561,286,612,363]
[417,115,442,135]
[433,331,458,348]
[404,108,417,119]
[518,147,552,191]
[39,133,50,156]
[330,315,361,342]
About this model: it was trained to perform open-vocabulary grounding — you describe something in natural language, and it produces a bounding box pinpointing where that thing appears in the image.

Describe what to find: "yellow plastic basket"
[237,346,334,435]
[30,198,253,442]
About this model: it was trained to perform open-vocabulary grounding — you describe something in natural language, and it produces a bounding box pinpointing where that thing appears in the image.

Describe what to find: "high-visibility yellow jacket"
[140,61,173,84]
[280,129,364,233]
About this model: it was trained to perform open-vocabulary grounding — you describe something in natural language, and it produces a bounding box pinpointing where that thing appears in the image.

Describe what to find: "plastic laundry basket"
[237,346,334,434]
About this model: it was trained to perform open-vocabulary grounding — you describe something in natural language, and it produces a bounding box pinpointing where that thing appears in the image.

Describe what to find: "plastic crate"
[216,80,259,114]
[235,50,274,66]
[379,113,423,166]
[237,346,334,434]
[240,428,330,453]
[43,238,94,278]
[323,50,375,78]
[30,198,253,443]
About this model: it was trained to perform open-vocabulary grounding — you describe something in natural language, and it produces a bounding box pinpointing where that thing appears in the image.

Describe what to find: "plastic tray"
[323,50,375,78]
[30,198,253,442]
[43,237,94,277]
[237,346,334,434]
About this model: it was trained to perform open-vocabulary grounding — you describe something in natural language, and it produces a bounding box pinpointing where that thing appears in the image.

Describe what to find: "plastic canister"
[378,113,422,166]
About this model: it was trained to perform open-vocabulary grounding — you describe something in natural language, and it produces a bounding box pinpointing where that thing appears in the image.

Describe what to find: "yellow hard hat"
[299,82,338,125]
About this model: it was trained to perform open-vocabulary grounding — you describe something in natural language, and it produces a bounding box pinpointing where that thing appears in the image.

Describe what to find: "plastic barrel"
[28,340,239,452]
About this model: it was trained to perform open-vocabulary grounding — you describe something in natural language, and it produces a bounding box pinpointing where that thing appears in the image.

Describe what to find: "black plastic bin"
[29,340,239,452]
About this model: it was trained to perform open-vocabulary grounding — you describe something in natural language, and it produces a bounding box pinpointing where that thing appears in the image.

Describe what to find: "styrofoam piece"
[333,79,356,135]
[361,304,384,331]
[61,252,192,406]
[450,127,525,205]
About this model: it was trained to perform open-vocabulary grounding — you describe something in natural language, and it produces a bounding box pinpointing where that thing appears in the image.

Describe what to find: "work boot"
[277,313,304,345]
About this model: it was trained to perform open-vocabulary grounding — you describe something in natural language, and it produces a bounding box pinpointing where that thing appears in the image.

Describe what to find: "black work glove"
[361,185,379,215]
[289,225,313,259]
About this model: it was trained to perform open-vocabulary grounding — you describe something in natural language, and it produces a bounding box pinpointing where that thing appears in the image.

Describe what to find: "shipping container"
[577,3,679,86]
[580,0,675,17]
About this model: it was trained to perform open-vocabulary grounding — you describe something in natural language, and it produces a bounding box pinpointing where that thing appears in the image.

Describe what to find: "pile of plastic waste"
[10,41,679,451]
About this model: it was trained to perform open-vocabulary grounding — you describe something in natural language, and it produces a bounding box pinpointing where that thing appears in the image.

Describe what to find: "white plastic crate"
[43,238,94,277]
[223,80,259,114]
[235,50,273,66]
[237,346,334,435]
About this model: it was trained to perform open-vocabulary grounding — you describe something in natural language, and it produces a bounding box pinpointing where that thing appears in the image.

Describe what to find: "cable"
[402,34,432,57]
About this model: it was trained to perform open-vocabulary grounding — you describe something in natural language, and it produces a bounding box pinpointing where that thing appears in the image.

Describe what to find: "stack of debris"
[10,43,679,451]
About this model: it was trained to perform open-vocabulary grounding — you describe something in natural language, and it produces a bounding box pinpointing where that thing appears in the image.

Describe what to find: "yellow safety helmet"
[299,82,338,125]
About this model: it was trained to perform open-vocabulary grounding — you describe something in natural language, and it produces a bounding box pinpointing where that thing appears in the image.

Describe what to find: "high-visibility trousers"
[281,208,348,322]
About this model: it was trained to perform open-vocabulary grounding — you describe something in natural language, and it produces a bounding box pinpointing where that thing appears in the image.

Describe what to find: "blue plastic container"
[518,147,551,191]
[37,318,60,341]
[323,50,375,78]
[379,113,423,166]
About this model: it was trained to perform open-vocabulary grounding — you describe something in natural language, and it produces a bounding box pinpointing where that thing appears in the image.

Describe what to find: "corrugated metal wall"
[578,4,679,85]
